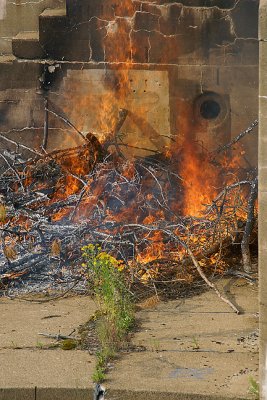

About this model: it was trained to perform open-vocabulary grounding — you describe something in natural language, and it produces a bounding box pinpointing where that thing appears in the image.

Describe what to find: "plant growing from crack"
[82,244,134,382]
[150,339,161,352]
[248,376,259,399]
[191,336,200,350]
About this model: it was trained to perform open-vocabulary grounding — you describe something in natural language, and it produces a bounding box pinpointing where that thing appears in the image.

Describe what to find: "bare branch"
[216,120,258,154]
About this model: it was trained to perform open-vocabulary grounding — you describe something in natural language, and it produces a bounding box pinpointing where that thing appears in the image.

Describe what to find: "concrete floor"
[0,277,259,400]
[108,277,259,399]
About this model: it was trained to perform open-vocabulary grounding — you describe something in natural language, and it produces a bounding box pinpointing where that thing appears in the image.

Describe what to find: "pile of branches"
[0,116,258,311]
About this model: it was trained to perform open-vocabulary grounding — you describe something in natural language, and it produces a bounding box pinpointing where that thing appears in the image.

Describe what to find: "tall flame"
[46,1,250,267]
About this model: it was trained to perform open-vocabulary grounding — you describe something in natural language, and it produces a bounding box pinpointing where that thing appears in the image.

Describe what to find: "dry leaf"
[51,239,61,257]
[4,245,17,260]
[137,295,160,310]
[0,204,6,223]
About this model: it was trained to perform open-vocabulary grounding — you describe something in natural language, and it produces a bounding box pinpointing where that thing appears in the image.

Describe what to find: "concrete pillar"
[259,1,267,398]
[0,0,6,20]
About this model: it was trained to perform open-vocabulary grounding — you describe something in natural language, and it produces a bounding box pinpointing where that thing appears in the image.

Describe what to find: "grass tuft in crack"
[82,244,134,382]
[248,376,259,399]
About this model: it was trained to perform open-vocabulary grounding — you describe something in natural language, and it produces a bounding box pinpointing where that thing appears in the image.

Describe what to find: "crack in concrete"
[67,2,256,64]
[8,0,64,6]
[3,0,257,64]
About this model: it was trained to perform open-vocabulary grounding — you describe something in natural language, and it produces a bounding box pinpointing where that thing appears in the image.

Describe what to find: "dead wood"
[187,247,240,314]
[21,133,103,197]
[106,108,129,158]
[38,332,78,340]
[0,131,43,156]
[42,98,49,150]
[45,104,86,142]
[181,237,232,268]
[216,120,258,154]
[0,115,258,301]
[241,177,258,273]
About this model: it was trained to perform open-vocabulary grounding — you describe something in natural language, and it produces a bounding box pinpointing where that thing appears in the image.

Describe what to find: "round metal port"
[194,92,228,126]
[200,99,221,120]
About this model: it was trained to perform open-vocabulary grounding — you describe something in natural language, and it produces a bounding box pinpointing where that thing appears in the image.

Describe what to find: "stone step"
[39,7,90,61]
[39,8,68,60]
[12,31,44,60]
[39,7,68,34]
[0,55,16,63]
[40,8,67,18]
[12,9,67,61]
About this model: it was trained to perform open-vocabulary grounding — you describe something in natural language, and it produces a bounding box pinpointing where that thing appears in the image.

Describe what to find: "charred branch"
[0,115,258,304]
[216,120,258,154]
[42,98,49,151]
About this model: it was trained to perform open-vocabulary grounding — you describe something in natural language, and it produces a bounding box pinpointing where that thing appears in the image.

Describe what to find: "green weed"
[150,339,161,352]
[60,339,77,350]
[192,336,200,350]
[36,341,44,349]
[92,365,106,383]
[248,376,259,399]
[82,244,134,382]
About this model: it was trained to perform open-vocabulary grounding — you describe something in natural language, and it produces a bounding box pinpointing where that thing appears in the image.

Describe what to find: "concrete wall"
[0,0,65,55]
[259,2,267,398]
[0,0,259,163]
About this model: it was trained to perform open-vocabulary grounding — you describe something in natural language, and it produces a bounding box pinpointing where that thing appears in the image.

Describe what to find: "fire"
[181,140,219,217]
[52,207,71,222]
[0,2,258,292]
[137,230,165,265]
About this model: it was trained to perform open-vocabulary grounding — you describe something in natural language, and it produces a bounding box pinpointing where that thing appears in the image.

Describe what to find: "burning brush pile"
[0,111,258,299]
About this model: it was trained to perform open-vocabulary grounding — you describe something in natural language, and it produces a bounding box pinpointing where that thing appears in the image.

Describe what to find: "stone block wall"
[0,0,65,55]
[0,0,259,164]
[52,0,259,65]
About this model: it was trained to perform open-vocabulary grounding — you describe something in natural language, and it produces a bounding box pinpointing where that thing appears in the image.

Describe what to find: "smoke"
[0,0,6,20]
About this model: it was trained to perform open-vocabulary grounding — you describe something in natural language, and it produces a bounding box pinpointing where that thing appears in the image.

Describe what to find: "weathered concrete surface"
[0,278,259,399]
[108,278,259,400]
[0,60,258,164]
[54,68,171,158]
[0,295,96,398]
[0,0,65,55]
[259,1,267,398]
[0,0,259,163]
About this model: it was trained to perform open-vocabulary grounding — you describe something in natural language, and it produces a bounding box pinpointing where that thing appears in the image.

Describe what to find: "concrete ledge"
[12,32,44,60]
[0,388,35,400]
[0,388,253,400]
[40,9,66,18]
[108,389,251,400]
[37,388,90,400]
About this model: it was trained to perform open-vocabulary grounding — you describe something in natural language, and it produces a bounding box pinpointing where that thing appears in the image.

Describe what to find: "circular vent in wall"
[194,92,228,127]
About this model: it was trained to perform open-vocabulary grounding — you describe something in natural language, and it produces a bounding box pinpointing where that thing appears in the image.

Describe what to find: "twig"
[42,98,49,150]
[17,279,81,302]
[205,180,251,215]
[0,132,43,156]
[216,120,258,154]
[45,107,86,142]
[38,332,78,340]
[186,247,241,314]
[112,108,128,159]
[0,152,25,192]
